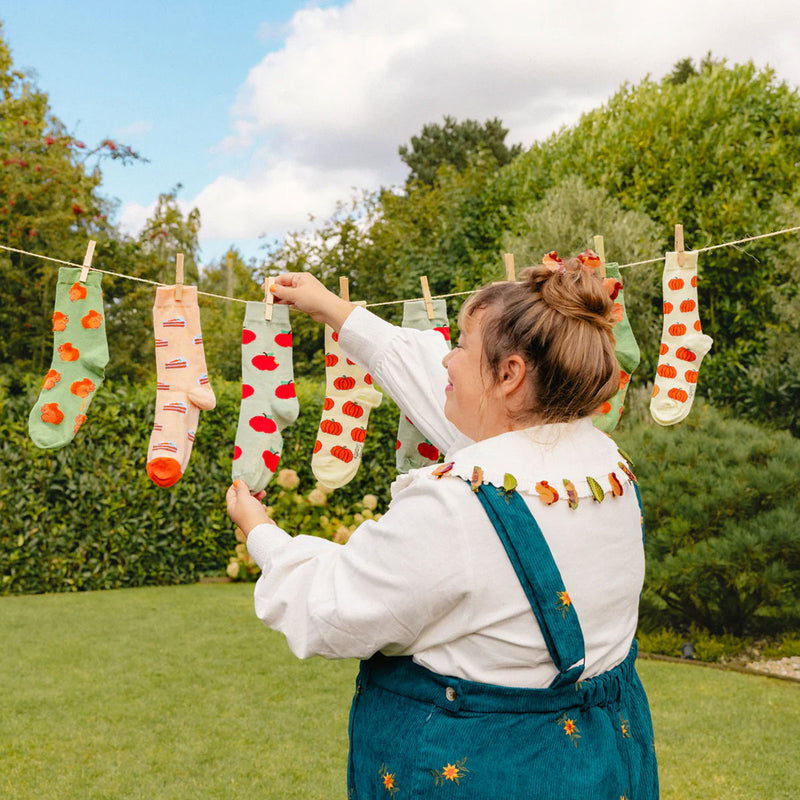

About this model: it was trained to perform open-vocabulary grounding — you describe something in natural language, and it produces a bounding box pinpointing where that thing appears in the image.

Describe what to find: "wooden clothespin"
[592,235,607,278]
[263,278,274,321]
[503,252,516,282]
[339,276,350,302]
[174,253,184,301]
[674,224,686,267]
[420,276,435,319]
[79,239,96,283]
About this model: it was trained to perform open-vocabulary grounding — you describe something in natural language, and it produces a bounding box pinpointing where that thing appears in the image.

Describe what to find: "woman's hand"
[226,480,275,538]
[270,272,355,330]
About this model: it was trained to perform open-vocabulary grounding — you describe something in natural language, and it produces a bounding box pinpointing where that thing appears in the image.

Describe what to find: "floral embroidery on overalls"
[431,757,469,786]
[470,466,483,492]
[556,590,572,618]
[619,713,631,738]
[557,713,581,747]
[379,763,399,796]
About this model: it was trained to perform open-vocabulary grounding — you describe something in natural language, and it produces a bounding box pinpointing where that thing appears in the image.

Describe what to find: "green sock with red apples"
[396,298,450,473]
[232,302,299,493]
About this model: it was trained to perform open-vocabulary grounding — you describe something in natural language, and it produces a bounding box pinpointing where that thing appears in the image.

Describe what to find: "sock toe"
[147,457,183,488]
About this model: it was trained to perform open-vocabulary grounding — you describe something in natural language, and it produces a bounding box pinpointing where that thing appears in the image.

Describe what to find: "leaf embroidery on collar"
[586,475,605,503]
[535,480,559,505]
[470,466,484,492]
[432,461,454,479]
[562,479,579,510]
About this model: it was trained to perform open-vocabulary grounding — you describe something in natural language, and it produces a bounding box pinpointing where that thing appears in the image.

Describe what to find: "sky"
[2,0,800,268]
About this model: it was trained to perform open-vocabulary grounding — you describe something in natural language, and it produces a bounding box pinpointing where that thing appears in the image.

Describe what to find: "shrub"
[636,626,750,663]
[617,393,800,637]
[0,373,403,595]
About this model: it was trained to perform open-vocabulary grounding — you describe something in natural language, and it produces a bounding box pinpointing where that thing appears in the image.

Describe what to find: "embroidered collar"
[429,419,637,506]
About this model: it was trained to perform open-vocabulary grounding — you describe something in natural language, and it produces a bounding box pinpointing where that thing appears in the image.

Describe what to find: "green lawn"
[1,583,797,799]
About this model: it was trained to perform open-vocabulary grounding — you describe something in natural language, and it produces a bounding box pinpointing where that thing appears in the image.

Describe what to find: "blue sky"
[2,0,799,268]
[1,0,340,262]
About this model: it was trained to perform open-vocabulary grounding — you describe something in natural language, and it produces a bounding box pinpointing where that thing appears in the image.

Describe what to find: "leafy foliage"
[0,372,403,595]
[502,175,663,372]
[398,114,522,186]
[198,247,265,381]
[500,60,800,423]
[0,23,144,377]
[617,394,800,636]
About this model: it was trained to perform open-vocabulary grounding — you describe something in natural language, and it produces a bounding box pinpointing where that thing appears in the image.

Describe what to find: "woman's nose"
[442,350,452,368]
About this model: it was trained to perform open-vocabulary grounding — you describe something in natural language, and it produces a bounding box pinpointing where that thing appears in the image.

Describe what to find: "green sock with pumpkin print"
[29,267,109,449]
[232,301,299,493]
[592,263,640,434]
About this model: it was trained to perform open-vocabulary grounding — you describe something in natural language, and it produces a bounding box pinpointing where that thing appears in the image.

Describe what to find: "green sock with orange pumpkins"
[29,267,109,449]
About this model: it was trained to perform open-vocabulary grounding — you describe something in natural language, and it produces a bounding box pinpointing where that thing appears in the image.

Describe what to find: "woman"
[226,262,658,799]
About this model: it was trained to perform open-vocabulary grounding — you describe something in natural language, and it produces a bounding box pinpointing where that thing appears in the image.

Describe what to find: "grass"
[1,583,798,799]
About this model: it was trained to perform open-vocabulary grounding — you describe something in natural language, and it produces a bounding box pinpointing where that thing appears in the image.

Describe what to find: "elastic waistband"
[360,642,640,714]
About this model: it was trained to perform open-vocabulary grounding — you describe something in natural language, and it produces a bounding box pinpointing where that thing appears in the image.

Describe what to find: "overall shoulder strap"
[473,483,585,688]
[633,482,646,546]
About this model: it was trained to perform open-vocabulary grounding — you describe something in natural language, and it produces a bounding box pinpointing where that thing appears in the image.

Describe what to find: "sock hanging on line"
[232,302,299,492]
[592,263,641,434]
[650,250,713,426]
[29,267,109,449]
[146,285,216,487]
[312,323,382,490]
[396,298,450,473]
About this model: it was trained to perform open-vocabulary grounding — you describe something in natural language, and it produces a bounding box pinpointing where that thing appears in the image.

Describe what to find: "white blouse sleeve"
[246,477,472,661]
[337,305,461,455]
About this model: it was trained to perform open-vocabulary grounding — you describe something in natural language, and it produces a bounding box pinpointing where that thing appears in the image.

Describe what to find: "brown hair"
[459,259,619,424]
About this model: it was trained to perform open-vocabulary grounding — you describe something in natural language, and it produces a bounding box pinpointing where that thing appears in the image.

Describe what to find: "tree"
[502,175,663,372]
[0,23,142,378]
[500,60,800,426]
[137,185,201,286]
[199,248,264,381]
[398,115,522,186]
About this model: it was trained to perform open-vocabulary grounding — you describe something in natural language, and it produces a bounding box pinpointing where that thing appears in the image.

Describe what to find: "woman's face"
[442,310,504,441]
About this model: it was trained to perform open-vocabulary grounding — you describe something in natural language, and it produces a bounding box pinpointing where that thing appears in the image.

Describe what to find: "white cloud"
[194,0,800,247]
[112,119,153,139]
[117,201,155,238]
[190,158,377,240]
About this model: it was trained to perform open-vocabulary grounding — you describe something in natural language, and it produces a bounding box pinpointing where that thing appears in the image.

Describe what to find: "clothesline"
[2,223,799,309]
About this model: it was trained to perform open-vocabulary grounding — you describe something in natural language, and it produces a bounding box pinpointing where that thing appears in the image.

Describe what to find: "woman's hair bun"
[519,259,615,333]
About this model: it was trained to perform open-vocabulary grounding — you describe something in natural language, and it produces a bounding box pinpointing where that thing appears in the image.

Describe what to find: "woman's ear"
[498,355,527,397]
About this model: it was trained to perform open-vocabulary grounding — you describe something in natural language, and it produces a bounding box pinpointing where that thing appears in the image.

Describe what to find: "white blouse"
[247,306,644,688]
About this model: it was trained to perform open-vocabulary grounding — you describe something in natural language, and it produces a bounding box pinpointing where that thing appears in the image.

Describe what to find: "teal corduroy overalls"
[347,482,658,799]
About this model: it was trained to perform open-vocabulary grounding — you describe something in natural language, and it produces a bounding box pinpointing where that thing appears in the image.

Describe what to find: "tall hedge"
[0,375,401,595]
[616,392,800,637]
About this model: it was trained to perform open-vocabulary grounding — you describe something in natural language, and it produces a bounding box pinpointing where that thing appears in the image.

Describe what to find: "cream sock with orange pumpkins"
[650,250,713,426]
[146,285,216,487]
[396,298,450,472]
[29,267,109,449]
[232,302,299,493]
[312,322,382,490]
